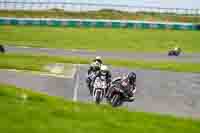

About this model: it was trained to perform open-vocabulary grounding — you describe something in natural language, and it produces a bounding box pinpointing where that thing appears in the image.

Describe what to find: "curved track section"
[4,45,200,63]
[1,45,200,118]
[1,65,200,118]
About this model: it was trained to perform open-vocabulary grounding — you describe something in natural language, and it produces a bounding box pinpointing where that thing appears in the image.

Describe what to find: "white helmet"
[174,45,179,51]
[174,47,178,51]
[100,65,108,75]
[91,61,100,68]
[95,56,102,60]
[100,65,108,71]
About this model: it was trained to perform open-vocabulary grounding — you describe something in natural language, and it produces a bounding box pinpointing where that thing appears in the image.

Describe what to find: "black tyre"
[111,94,120,107]
[175,51,181,56]
[95,91,102,104]
[0,45,5,53]
[168,51,172,56]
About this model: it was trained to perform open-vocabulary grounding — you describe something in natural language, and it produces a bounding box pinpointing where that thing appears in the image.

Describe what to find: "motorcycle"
[107,78,136,107]
[168,48,181,56]
[92,75,107,104]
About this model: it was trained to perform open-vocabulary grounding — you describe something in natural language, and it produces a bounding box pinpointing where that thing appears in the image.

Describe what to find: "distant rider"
[107,72,137,102]
[173,46,181,53]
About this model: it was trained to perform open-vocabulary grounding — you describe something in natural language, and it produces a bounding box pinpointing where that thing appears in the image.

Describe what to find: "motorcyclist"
[93,56,103,65]
[173,46,181,53]
[88,56,103,75]
[174,47,178,51]
[107,72,137,102]
[92,65,112,95]
[173,46,181,52]
[86,61,101,95]
[87,61,101,75]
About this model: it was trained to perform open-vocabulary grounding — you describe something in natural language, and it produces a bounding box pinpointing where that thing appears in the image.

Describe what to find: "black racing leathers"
[107,77,136,102]
[86,62,101,95]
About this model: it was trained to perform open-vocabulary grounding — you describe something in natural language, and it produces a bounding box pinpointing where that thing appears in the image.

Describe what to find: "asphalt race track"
[1,45,200,118]
[78,65,200,118]
[4,45,200,63]
[1,64,200,118]
[0,69,75,99]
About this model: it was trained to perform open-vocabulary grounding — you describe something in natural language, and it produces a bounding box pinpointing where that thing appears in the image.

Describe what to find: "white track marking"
[68,64,77,78]
[71,49,78,52]
[39,48,51,50]
[0,69,75,79]
[18,46,31,49]
[73,64,80,101]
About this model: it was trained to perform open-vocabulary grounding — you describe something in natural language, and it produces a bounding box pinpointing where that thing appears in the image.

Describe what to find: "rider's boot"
[88,83,93,96]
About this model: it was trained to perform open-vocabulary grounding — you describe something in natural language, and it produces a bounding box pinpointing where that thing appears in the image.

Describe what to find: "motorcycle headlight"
[122,81,128,87]
[119,89,124,93]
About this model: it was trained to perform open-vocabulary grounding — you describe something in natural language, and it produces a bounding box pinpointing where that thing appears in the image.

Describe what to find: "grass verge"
[1,53,200,73]
[0,9,200,23]
[0,53,73,72]
[0,83,199,132]
[1,25,200,53]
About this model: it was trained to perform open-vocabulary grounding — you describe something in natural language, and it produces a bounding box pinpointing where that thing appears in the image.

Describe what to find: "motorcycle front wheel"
[95,90,102,104]
[111,94,121,107]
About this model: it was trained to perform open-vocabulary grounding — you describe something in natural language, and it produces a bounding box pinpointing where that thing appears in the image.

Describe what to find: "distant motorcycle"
[0,45,5,53]
[168,48,181,56]
[107,77,136,107]
[92,75,107,104]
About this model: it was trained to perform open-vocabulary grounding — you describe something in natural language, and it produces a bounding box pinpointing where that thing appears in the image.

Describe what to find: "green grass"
[107,58,200,73]
[0,53,75,71]
[0,9,200,23]
[0,83,199,132]
[2,53,200,73]
[1,25,200,53]
[0,53,50,71]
